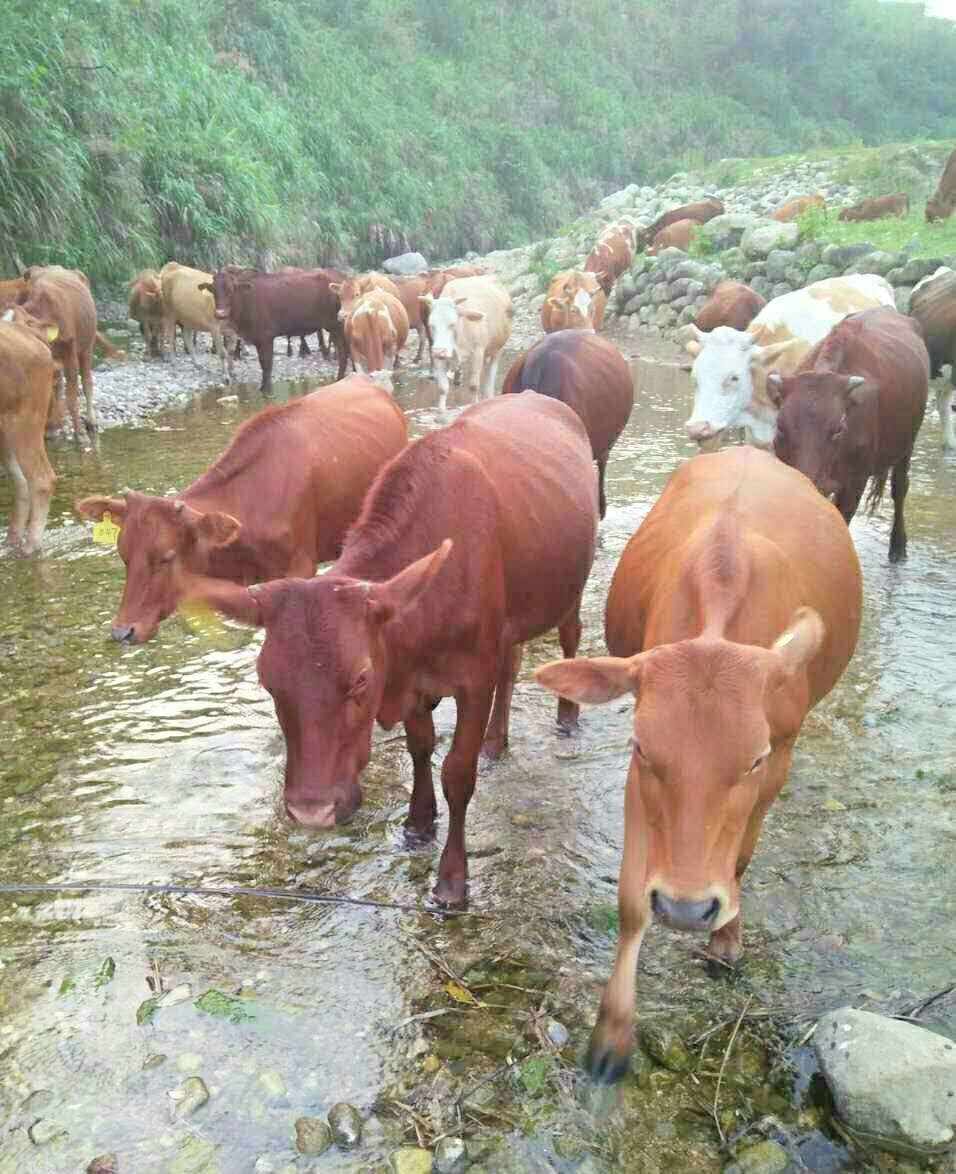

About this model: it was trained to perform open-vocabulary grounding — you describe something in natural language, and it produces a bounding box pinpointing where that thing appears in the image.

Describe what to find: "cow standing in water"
[536,448,861,1082]
[77,377,406,642]
[181,393,598,908]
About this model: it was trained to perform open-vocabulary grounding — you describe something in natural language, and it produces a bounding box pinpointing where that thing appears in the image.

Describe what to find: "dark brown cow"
[838,193,909,222]
[646,218,699,255]
[202,268,347,391]
[75,376,406,642]
[536,447,861,1082]
[0,311,57,553]
[693,280,766,333]
[909,266,956,450]
[181,393,598,907]
[637,198,724,250]
[502,330,633,518]
[771,194,825,222]
[769,307,929,561]
[926,145,956,222]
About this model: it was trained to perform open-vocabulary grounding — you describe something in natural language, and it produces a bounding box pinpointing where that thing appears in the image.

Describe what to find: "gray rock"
[168,1076,209,1120]
[545,1019,569,1049]
[614,275,636,307]
[652,247,689,268]
[390,1147,434,1174]
[700,213,762,251]
[295,1117,332,1156]
[750,276,772,297]
[723,1139,789,1174]
[87,1157,119,1174]
[895,286,914,314]
[668,278,691,299]
[741,221,799,258]
[786,267,807,289]
[600,188,633,211]
[821,242,876,268]
[765,249,797,280]
[671,296,692,313]
[679,304,699,326]
[622,295,642,316]
[805,263,839,285]
[770,283,793,300]
[899,257,948,284]
[434,1137,468,1174]
[651,282,671,306]
[639,305,654,324]
[814,1007,956,1152]
[655,304,677,329]
[640,1022,693,1071]
[854,250,904,277]
[684,279,705,299]
[383,252,428,276]
[328,1102,363,1148]
[797,241,823,264]
[672,259,711,282]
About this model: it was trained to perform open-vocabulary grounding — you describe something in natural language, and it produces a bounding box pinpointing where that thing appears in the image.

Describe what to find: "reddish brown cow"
[771,194,825,222]
[909,266,956,450]
[502,330,633,517]
[637,198,724,250]
[770,307,929,561]
[0,312,57,553]
[75,376,406,642]
[536,447,861,1082]
[540,270,608,335]
[838,193,909,222]
[202,268,347,391]
[181,393,598,907]
[646,218,699,255]
[926,145,956,222]
[393,272,434,364]
[693,280,766,333]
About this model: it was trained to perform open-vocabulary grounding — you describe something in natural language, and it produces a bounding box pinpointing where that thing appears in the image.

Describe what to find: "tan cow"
[342,288,409,390]
[541,270,607,333]
[421,275,513,410]
[159,262,234,381]
[646,218,699,255]
[0,277,26,311]
[0,311,57,552]
[128,270,164,357]
[330,272,401,320]
[771,194,825,222]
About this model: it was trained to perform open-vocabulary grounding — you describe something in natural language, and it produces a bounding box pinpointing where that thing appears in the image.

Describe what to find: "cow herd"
[2,176,956,1085]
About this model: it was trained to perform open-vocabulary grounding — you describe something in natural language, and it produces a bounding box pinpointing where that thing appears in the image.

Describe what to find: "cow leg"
[233,336,243,360]
[7,421,56,555]
[45,369,65,434]
[299,335,311,357]
[256,340,275,395]
[433,683,495,908]
[938,382,956,450]
[181,326,202,369]
[413,328,424,364]
[63,351,86,445]
[481,355,499,400]
[334,327,349,380]
[317,329,330,359]
[587,776,649,1083]
[404,699,439,843]
[556,604,584,732]
[79,350,96,434]
[286,336,293,358]
[889,453,912,563]
[597,458,609,520]
[482,642,522,759]
[1,437,30,547]
[222,332,235,384]
[425,321,434,373]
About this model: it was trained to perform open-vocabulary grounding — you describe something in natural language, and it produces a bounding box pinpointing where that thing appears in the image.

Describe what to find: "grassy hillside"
[2,0,956,286]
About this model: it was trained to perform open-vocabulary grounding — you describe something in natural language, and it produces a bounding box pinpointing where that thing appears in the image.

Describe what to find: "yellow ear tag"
[177,597,226,639]
[46,325,59,343]
[91,511,120,546]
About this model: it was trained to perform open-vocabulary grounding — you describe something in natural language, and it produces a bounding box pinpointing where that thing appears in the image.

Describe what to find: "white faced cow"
[685,274,895,448]
[420,275,512,411]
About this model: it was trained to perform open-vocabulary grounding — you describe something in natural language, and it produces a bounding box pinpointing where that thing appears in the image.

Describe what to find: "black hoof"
[402,823,437,848]
[704,955,742,981]
[585,1039,630,1085]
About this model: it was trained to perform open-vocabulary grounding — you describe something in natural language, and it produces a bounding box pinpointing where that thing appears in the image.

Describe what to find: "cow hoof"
[431,877,467,910]
[704,955,742,981]
[585,1035,631,1085]
[480,737,507,761]
[403,822,437,847]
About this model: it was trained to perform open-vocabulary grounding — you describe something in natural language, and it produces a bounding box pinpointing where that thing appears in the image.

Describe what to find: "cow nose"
[651,890,721,931]
[286,788,362,828]
[686,420,715,442]
[110,623,135,643]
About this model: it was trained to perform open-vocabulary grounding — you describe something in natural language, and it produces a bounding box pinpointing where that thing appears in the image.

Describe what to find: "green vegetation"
[2,1,956,286]
[813,212,956,256]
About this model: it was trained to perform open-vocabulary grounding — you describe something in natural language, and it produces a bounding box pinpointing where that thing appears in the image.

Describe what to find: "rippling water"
[1,336,954,1171]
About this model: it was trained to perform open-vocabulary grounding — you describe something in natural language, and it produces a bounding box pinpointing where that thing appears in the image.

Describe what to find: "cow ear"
[369,539,452,624]
[771,607,824,677]
[76,495,127,523]
[460,309,485,322]
[195,510,241,549]
[184,579,265,627]
[766,372,787,407]
[535,655,643,705]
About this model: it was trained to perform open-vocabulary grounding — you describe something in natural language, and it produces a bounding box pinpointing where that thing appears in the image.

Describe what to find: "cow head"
[770,370,867,500]
[419,293,484,395]
[685,326,794,447]
[75,492,242,643]
[536,609,823,933]
[0,306,59,347]
[198,271,241,322]
[181,541,451,826]
[346,296,396,391]
[129,272,163,303]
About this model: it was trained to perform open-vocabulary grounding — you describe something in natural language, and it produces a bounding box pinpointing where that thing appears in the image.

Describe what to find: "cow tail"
[864,469,890,515]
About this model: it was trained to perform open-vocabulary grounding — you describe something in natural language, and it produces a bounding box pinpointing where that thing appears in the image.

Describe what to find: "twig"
[712,995,753,1146]
[896,984,955,1020]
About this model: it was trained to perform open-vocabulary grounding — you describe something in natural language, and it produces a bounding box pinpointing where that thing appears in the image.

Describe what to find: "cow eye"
[160,549,176,564]
[748,750,770,774]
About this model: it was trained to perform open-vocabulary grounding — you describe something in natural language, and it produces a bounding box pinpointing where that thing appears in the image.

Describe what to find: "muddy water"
[1,336,955,1172]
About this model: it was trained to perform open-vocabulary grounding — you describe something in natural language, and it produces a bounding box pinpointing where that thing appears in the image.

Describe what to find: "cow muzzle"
[651,889,722,932]
[286,786,362,829]
[110,623,136,643]
[685,420,720,444]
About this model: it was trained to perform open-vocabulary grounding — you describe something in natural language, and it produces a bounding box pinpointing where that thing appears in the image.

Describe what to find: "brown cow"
[637,198,724,250]
[0,277,26,311]
[393,272,434,364]
[646,218,699,255]
[75,375,407,642]
[203,268,347,391]
[926,145,956,222]
[536,446,861,1082]
[771,194,825,222]
[541,270,608,334]
[128,270,164,357]
[0,312,57,553]
[909,266,956,450]
[693,280,766,333]
[769,307,929,561]
[159,262,234,379]
[342,288,409,389]
[838,193,909,222]
[180,393,598,907]
[584,227,633,294]
[502,330,633,517]
[331,272,401,320]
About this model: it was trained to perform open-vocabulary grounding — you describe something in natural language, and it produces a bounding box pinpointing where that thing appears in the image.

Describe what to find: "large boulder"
[821,242,876,269]
[383,251,428,276]
[805,263,839,285]
[741,221,800,259]
[765,249,797,281]
[699,213,763,252]
[814,1008,956,1154]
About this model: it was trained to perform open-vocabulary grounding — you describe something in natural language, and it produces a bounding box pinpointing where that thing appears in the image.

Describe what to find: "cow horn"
[174,500,186,513]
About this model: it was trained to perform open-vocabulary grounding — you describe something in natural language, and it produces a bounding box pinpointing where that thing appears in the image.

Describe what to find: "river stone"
[814,1007,956,1152]
[651,282,671,306]
[168,1132,220,1174]
[770,283,793,301]
[652,247,688,267]
[87,1157,119,1174]
[899,257,947,285]
[672,259,710,282]
[855,250,904,277]
[639,1023,693,1072]
[600,188,633,210]
[433,1137,467,1174]
[741,221,799,258]
[786,267,808,289]
[805,263,838,285]
[639,305,654,324]
[765,249,797,280]
[328,1101,363,1148]
[821,242,876,269]
[655,304,677,329]
[390,1147,433,1174]
[257,1069,285,1099]
[895,286,914,314]
[797,240,823,264]
[545,1019,569,1048]
[723,1139,789,1174]
[750,276,772,297]
[168,1076,209,1120]
[700,213,762,251]
[295,1117,332,1156]
[383,252,427,276]
[622,295,641,316]
[614,275,636,306]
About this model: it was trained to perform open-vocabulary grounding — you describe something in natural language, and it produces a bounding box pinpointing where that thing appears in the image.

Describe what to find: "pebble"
[167,1076,210,1119]
[390,1147,434,1174]
[639,1022,693,1072]
[545,1019,569,1048]
[294,1117,332,1156]
[433,1137,468,1173]
[143,1053,167,1070]
[87,1156,119,1174]
[328,1101,364,1148]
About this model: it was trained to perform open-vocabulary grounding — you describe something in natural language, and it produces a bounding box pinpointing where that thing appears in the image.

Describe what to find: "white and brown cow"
[342,288,409,391]
[420,275,512,410]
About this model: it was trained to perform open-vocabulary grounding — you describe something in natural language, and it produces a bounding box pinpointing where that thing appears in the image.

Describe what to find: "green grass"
[811,212,956,258]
